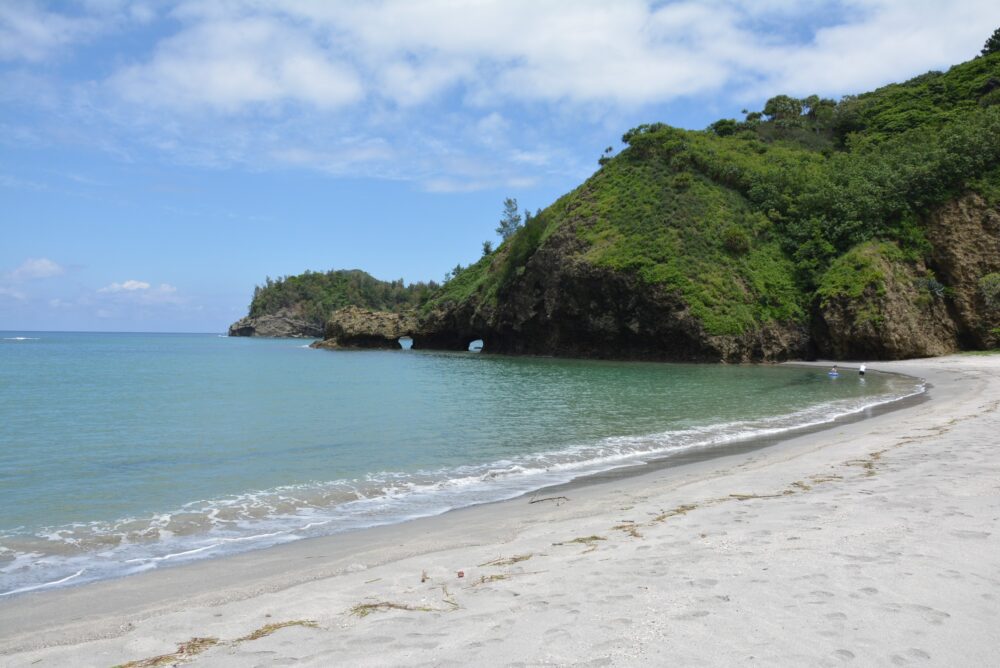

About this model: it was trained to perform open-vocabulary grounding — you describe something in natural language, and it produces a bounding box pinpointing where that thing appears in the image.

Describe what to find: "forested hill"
[234,40,1000,359]
[229,270,437,337]
[416,44,1000,359]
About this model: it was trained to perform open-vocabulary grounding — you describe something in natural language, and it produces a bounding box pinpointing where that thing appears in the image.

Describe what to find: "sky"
[2,0,999,332]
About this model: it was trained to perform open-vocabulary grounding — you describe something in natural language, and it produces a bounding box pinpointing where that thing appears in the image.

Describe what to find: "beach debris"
[351,586,459,618]
[457,570,465,578]
[612,521,643,538]
[474,573,510,586]
[113,637,219,668]
[421,570,428,583]
[113,620,322,667]
[365,577,382,584]
[478,553,533,567]
[529,495,569,505]
[439,584,459,610]
[553,535,606,553]
[350,601,434,618]
[236,620,318,642]
[729,492,787,501]
[652,503,699,523]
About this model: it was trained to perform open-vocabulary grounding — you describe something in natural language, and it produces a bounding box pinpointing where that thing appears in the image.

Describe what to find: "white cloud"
[9,0,1000,190]
[11,257,65,280]
[0,285,26,301]
[110,16,363,113]
[0,2,103,62]
[97,280,182,305]
[97,279,187,309]
[99,279,151,292]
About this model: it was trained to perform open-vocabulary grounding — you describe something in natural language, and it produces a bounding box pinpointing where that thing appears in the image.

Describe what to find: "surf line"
[0,569,85,597]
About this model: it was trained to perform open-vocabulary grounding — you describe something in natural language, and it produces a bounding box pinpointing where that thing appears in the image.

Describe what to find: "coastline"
[2,355,998,665]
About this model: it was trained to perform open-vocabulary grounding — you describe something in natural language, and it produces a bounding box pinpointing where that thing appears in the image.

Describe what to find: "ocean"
[0,332,923,597]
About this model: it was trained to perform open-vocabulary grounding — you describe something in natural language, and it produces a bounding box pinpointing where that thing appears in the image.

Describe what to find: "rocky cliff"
[228,308,324,338]
[311,306,418,349]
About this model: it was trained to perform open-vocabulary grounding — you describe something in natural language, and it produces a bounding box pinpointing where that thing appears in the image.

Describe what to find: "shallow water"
[0,332,921,595]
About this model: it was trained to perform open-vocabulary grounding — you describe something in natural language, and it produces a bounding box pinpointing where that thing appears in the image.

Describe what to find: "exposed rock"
[926,193,1000,347]
[228,308,323,338]
[312,306,419,350]
[416,223,809,361]
[814,243,958,360]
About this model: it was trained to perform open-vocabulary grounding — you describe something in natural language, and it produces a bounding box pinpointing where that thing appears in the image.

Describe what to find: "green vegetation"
[979,273,1000,310]
[496,197,522,240]
[983,28,1000,57]
[249,269,437,327]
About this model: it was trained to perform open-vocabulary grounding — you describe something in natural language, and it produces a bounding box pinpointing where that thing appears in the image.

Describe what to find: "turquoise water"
[0,332,922,596]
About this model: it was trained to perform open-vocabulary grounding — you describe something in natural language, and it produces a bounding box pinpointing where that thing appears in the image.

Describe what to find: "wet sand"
[1,355,998,666]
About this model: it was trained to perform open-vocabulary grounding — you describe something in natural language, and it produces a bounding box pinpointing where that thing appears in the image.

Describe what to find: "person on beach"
[859,363,866,376]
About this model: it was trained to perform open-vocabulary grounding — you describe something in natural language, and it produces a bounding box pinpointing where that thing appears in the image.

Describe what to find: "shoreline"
[2,355,998,665]
[0,365,921,601]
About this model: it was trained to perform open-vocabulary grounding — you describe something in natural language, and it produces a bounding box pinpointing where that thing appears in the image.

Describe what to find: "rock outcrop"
[926,193,1000,348]
[416,223,810,362]
[311,306,418,350]
[814,243,959,360]
[228,308,323,338]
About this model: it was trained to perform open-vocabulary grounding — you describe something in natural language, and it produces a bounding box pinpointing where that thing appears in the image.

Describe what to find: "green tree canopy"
[983,27,1000,56]
[496,197,522,240]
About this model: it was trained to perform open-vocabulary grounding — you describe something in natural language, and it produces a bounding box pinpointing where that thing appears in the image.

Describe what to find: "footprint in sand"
[950,530,990,539]
[688,578,719,588]
[907,604,951,625]
[890,647,932,664]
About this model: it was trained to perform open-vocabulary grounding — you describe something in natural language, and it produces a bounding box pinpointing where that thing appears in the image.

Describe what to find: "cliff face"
[813,242,959,359]
[418,222,808,361]
[926,193,1000,348]
[412,190,1000,361]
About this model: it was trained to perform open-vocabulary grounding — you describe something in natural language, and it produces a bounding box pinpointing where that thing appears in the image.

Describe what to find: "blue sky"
[2,0,998,332]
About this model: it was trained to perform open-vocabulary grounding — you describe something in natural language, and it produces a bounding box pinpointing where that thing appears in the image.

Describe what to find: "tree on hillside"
[983,28,1000,56]
[496,197,522,240]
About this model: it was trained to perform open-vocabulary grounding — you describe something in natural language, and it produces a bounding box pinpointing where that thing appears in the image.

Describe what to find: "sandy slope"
[1,356,998,667]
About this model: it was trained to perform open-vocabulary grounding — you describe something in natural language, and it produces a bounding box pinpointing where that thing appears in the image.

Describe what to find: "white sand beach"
[1,355,998,667]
